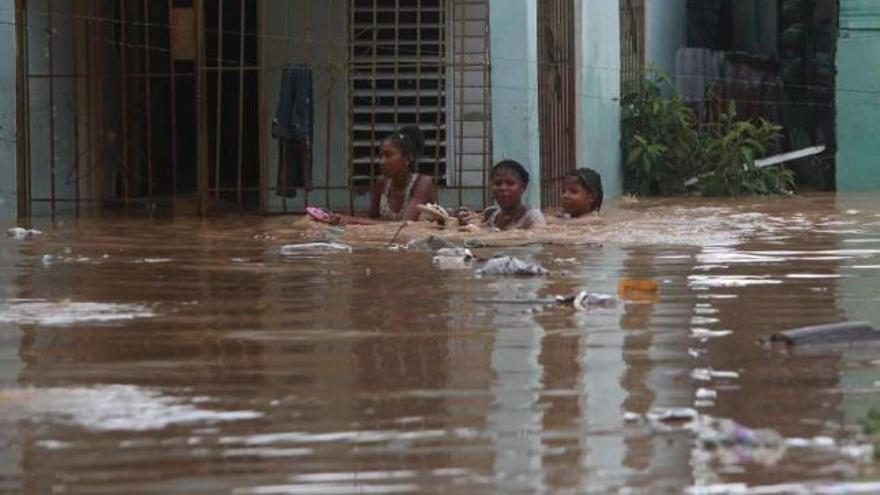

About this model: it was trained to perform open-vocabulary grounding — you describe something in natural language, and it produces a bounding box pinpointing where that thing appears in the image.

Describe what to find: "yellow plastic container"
[618,278,660,302]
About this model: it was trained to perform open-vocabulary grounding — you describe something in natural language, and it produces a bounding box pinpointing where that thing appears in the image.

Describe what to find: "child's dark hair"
[386,125,425,168]
[491,159,530,185]
[565,167,604,212]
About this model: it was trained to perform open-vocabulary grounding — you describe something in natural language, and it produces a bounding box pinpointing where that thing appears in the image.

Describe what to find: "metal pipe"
[48,0,56,218]
[214,0,224,199]
[168,0,179,197]
[258,0,267,213]
[144,0,154,199]
[120,0,130,210]
[236,0,246,212]
[15,0,31,225]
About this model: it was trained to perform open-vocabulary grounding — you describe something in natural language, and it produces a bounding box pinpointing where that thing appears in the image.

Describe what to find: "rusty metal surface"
[15,1,493,221]
[538,0,576,209]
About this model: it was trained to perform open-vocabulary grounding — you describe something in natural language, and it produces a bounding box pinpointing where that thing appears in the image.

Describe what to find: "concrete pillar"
[578,0,623,197]
[489,0,541,209]
[0,0,17,223]
[837,2,880,190]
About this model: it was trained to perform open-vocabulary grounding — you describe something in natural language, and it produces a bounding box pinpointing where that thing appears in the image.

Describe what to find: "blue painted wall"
[0,0,16,224]
[837,0,880,190]
[489,0,541,209]
[580,0,622,197]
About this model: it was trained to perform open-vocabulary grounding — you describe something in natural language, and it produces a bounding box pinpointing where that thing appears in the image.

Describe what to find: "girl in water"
[325,126,435,225]
[548,167,603,221]
[459,160,546,230]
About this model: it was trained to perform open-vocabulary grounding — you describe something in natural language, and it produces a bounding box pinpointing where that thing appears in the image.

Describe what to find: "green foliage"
[860,407,880,460]
[621,68,794,197]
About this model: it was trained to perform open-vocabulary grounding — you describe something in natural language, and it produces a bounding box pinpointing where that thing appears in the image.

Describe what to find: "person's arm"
[326,181,385,225]
[400,176,435,221]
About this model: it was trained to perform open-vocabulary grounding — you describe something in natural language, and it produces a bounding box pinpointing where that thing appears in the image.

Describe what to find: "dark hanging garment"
[272,65,314,197]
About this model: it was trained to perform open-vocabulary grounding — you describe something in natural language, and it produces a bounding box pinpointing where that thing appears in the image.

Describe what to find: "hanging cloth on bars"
[272,65,314,198]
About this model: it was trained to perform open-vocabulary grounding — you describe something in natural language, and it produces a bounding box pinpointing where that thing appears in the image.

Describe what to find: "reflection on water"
[3,194,880,493]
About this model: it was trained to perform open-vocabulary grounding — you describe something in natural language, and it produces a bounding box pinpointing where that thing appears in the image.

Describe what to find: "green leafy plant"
[621,69,795,197]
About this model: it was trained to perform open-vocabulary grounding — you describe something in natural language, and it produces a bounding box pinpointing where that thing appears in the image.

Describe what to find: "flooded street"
[4,193,880,494]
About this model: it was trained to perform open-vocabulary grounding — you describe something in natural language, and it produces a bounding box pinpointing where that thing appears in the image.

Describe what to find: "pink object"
[306,207,332,223]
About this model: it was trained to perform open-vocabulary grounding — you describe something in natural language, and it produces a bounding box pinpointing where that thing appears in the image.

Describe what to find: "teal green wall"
[489,0,541,209]
[0,0,16,224]
[837,0,880,190]
[580,0,622,197]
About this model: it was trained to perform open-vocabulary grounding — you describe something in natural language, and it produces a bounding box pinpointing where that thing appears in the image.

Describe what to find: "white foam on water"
[0,385,261,431]
[0,300,156,326]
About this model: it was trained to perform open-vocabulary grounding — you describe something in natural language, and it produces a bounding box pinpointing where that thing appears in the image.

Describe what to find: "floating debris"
[691,368,740,382]
[646,407,700,425]
[555,291,617,310]
[6,227,43,240]
[691,328,733,339]
[405,235,460,252]
[476,256,548,277]
[770,321,880,346]
[432,248,476,270]
[280,243,353,256]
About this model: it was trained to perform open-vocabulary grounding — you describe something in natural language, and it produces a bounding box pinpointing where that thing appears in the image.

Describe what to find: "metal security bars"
[538,0,576,208]
[349,0,448,187]
[14,1,492,221]
[348,0,492,207]
[620,0,645,90]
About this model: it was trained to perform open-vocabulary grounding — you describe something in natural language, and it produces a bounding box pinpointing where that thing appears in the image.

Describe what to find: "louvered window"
[349,0,448,186]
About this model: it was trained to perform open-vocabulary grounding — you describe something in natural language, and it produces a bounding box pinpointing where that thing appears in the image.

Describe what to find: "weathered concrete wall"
[0,0,16,223]
[837,0,880,190]
[579,0,622,197]
[645,0,687,77]
[489,0,541,209]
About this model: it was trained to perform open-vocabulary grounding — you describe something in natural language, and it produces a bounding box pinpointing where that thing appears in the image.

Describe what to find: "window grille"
[620,0,645,90]
[349,0,448,187]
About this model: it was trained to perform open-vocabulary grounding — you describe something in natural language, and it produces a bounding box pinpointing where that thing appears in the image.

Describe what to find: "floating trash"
[405,235,460,252]
[618,278,660,302]
[6,227,42,240]
[476,256,548,277]
[280,243,353,256]
[691,368,740,382]
[555,291,617,310]
[769,321,880,346]
[432,248,476,270]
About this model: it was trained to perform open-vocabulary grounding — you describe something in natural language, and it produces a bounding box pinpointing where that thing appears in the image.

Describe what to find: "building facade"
[0,0,623,224]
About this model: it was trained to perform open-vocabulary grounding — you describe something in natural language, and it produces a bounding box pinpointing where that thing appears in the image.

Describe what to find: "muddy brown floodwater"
[4,193,880,494]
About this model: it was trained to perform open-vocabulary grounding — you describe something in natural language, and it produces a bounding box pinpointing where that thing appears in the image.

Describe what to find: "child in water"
[549,167,603,221]
[325,126,435,225]
[458,160,546,230]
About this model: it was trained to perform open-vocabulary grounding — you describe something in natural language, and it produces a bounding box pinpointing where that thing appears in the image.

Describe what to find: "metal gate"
[538,0,576,208]
[15,0,264,220]
[620,0,645,90]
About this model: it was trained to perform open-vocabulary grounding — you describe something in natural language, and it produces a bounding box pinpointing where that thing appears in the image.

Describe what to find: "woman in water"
[458,160,546,230]
[327,126,434,225]
[548,167,604,221]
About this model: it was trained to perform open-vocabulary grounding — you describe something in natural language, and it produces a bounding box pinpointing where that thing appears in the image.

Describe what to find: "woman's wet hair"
[386,125,425,168]
[491,159,530,186]
[565,167,604,211]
